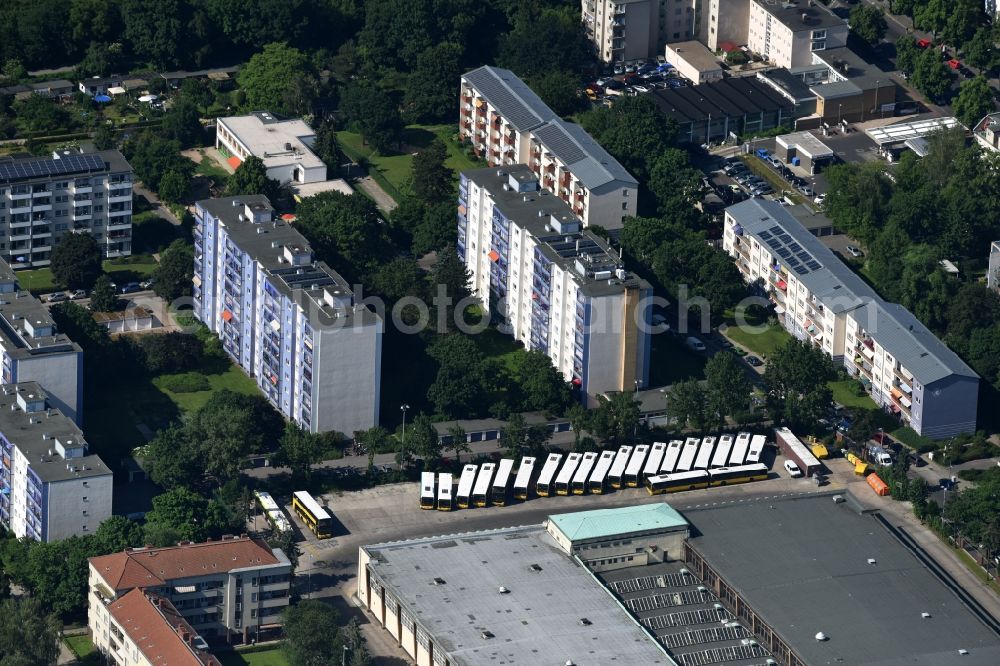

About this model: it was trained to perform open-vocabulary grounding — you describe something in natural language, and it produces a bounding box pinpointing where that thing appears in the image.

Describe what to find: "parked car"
[783,460,803,478]
[845,245,864,258]
[745,355,763,367]
[625,64,637,73]
[45,292,68,303]
[814,193,827,206]
[769,157,783,168]
[140,278,155,289]
[685,336,706,352]
[120,282,141,294]
[613,64,625,75]
[68,289,87,300]
[632,85,651,93]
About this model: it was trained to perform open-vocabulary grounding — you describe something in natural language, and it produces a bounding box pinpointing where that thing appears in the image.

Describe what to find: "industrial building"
[0,382,111,542]
[459,66,638,229]
[0,149,134,267]
[773,131,834,174]
[459,165,651,405]
[664,41,725,85]
[723,198,978,437]
[193,195,382,435]
[215,112,326,185]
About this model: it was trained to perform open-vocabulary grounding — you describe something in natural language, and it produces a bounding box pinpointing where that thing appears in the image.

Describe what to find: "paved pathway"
[356,176,397,213]
[134,184,181,226]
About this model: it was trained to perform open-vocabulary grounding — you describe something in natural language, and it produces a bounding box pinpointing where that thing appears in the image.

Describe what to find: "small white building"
[665,41,724,84]
[216,112,327,185]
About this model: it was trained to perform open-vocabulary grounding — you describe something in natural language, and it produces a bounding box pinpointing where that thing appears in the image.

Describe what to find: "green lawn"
[152,364,260,412]
[723,322,791,358]
[828,379,878,410]
[18,255,159,294]
[64,635,100,665]
[219,647,290,666]
[474,326,524,373]
[195,149,232,181]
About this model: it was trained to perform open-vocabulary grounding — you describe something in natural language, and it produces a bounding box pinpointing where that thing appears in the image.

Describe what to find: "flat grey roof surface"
[667,41,724,72]
[758,1,846,31]
[364,525,673,665]
[687,495,1000,665]
[758,68,815,102]
[776,131,833,158]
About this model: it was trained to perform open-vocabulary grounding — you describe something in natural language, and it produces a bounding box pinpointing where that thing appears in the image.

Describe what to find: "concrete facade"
[0,149,133,267]
[664,41,725,84]
[193,196,382,435]
[216,113,326,185]
[459,166,651,406]
[747,0,847,68]
[0,383,111,542]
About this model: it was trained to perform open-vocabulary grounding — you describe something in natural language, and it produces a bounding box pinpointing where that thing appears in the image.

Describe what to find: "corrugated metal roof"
[548,503,688,542]
[727,199,977,383]
[461,66,556,133]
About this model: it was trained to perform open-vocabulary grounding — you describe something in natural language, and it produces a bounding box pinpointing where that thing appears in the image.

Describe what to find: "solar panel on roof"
[769,226,783,235]
[766,239,780,249]
[788,242,802,253]
[0,153,106,183]
[806,260,821,270]
[778,234,792,244]
[793,266,808,275]
[776,248,791,258]
[786,257,800,268]
[796,251,812,263]
[759,231,772,240]
[534,123,587,165]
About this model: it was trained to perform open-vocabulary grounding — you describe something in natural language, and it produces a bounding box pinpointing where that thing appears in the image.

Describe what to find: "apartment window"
[810,41,826,51]
[673,32,680,39]
[622,189,629,197]
[621,202,628,210]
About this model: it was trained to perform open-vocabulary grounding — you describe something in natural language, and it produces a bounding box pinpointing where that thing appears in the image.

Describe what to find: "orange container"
[867,473,889,496]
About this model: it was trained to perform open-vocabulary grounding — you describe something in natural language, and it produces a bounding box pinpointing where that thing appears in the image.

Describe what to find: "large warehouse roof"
[363,525,674,665]
[687,494,1000,665]
[650,78,792,125]
[548,503,688,541]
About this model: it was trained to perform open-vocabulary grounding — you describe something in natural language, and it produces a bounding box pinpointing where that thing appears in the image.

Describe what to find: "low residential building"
[94,589,221,666]
[747,0,847,68]
[0,382,111,542]
[459,66,638,229]
[193,195,382,435]
[92,306,155,333]
[664,41,724,84]
[215,112,326,184]
[0,149,134,266]
[0,259,83,421]
[649,77,794,144]
[723,198,978,437]
[78,75,124,96]
[88,536,292,645]
[29,80,74,100]
[459,165,651,405]
[988,241,1000,292]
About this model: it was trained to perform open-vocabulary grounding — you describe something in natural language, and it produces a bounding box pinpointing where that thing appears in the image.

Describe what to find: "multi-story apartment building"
[96,589,221,666]
[89,536,292,646]
[0,149,133,267]
[0,258,82,421]
[459,165,651,405]
[193,195,382,435]
[723,199,978,438]
[747,0,847,68]
[0,382,111,542]
[459,67,638,230]
[584,0,661,63]
[988,240,1000,292]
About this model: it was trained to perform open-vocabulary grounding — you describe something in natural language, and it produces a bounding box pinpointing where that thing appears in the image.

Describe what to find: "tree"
[895,36,920,76]
[411,202,458,256]
[225,155,280,201]
[412,139,452,204]
[591,390,642,446]
[2,58,26,82]
[143,487,209,542]
[340,83,402,153]
[122,0,187,69]
[50,232,103,290]
[283,600,343,666]
[498,5,590,80]
[125,133,194,192]
[153,239,194,301]
[648,148,703,218]
[295,191,393,281]
[312,119,340,173]
[764,339,836,430]
[499,412,550,459]
[446,425,471,463]
[237,42,317,115]
[187,390,284,483]
[403,42,463,124]
[431,245,472,332]
[0,597,60,665]
[205,0,306,48]
[267,529,300,571]
[530,70,585,117]
[136,332,203,374]
[408,412,442,466]
[850,5,887,45]
[705,352,752,424]
[274,422,325,483]
[942,0,981,47]
[509,350,573,414]
[161,97,202,148]
[665,379,708,431]
[426,334,489,418]
[964,27,998,72]
[93,122,117,150]
[89,274,119,312]
[158,169,188,203]
[912,46,954,101]
[13,94,68,134]
[579,95,676,180]
[952,75,995,128]
[95,515,144,553]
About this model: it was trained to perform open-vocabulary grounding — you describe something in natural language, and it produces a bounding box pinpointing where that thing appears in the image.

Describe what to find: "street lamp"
[400,403,410,448]
[342,646,349,666]
[837,103,842,125]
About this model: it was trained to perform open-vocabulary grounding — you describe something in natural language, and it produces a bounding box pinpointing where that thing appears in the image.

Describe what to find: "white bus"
[661,440,683,474]
[571,451,599,495]
[254,490,291,534]
[535,453,563,497]
[607,445,633,489]
[437,473,453,511]
[711,435,734,468]
[729,432,751,466]
[473,463,496,507]
[513,456,536,500]
[456,464,478,509]
[746,435,766,464]
[643,442,667,482]
[676,438,700,472]
[555,452,583,496]
[420,472,436,510]
[490,458,516,506]
[694,437,716,469]
[588,450,616,494]
[624,445,650,487]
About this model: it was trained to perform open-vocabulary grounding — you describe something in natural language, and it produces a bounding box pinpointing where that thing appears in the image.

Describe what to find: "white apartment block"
[988,240,1000,292]
[216,112,326,185]
[747,0,847,68]
[193,196,382,435]
[459,165,651,406]
[0,149,133,268]
[0,383,111,542]
[459,67,638,230]
[89,536,292,646]
[701,0,751,51]
[723,199,978,438]
[585,0,710,62]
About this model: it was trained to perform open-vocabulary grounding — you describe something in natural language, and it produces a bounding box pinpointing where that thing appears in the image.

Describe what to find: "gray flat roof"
[364,525,673,666]
[727,199,976,383]
[0,382,109,483]
[756,0,846,32]
[0,288,81,360]
[776,131,834,158]
[757,69,816,103]
[687,495,1000,665]
[810,79,862,100]
[650,78,793,125]
[217,113,324,172]
[666,41,724,72]
[464,166,649,297]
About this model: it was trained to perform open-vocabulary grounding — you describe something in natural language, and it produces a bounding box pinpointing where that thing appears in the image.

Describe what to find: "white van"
[686,337,706,351]
[783,460,803,478]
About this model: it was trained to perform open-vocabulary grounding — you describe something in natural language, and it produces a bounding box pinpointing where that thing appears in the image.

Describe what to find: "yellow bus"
[646,470,709,495]
[291,491,333,539]
[708,463,768,487]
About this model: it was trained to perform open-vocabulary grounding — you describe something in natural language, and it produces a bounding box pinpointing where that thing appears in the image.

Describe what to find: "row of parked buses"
[418,433,771,509]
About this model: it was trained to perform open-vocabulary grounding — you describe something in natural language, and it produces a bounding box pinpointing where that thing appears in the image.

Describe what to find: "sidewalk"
[356,175,398,213]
